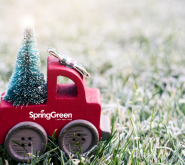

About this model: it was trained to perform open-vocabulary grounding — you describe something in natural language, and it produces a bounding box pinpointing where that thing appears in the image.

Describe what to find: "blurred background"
[0,0,184,91]
[0,0,185,117]
[1,1,185,162]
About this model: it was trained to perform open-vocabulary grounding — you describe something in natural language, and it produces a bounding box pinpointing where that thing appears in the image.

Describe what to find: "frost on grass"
[0,0,185,164]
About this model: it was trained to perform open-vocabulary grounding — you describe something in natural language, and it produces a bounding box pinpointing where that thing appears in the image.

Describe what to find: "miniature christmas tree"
[3,25,47,106]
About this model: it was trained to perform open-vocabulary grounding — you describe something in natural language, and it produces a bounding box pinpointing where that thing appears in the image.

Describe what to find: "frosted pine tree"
[3,25,47,106]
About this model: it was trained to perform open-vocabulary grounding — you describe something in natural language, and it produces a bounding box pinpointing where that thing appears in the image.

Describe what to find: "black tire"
[58,120,99,155]
[5,121,47,162]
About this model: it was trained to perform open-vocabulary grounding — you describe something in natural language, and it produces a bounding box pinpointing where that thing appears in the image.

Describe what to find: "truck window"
[57,76,78,98]
[57,76,74,84]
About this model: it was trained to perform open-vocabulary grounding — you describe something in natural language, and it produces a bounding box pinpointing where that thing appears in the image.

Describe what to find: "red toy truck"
[0,56,110,162]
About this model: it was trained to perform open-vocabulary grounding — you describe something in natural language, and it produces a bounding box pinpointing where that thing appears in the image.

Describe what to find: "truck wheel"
[5,122,47,162]
[58,120,99,155]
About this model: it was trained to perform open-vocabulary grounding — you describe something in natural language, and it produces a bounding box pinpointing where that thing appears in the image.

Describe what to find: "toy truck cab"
[0,56,110,162]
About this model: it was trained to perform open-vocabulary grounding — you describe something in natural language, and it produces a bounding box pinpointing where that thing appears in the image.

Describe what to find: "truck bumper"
[100,115,111,140]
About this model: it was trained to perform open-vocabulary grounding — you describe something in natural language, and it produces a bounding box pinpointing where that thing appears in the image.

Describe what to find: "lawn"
[0,0,185,164]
